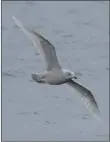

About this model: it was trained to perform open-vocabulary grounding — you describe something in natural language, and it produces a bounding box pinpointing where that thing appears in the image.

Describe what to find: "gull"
[12,16,100,120]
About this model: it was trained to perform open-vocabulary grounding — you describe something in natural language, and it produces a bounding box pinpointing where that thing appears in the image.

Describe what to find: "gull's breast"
[45,71,67,85]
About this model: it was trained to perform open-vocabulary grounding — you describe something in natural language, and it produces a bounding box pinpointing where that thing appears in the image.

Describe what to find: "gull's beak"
[72,73,77,79]
[73,76,77,79]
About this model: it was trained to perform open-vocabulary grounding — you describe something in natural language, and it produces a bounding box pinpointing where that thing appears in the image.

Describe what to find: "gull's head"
[63,69,77,80]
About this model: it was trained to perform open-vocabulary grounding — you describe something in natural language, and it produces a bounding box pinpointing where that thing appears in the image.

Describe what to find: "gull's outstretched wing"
[12,16,61,71]
[66,79,100,120]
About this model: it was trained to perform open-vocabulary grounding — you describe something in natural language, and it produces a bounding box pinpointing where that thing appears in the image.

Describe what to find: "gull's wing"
[12,16,61,71]
[66,79,100,120]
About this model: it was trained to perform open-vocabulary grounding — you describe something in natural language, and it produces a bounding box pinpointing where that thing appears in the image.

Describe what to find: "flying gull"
[12,16,100,120]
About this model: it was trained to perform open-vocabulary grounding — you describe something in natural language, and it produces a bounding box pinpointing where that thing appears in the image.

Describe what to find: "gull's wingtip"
[12,16,19,24]
[12,16,23,30]
[12,16,18,25]
[90,102,101,121]
[12,16,16,21]
[12,16,15,19]
[93,108,101,121]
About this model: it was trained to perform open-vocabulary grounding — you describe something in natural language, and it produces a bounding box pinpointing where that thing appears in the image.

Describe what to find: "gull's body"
[12,16,100,120]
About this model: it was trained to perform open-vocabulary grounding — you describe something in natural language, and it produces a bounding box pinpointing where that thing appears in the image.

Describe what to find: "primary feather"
[12,16,61,71]
[66,79,100,120]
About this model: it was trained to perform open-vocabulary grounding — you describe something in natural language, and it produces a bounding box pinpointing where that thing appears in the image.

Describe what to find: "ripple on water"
[2,72,16,78]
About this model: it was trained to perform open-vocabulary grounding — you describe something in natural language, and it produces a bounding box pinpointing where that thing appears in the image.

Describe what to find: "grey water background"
[2,1,109,141]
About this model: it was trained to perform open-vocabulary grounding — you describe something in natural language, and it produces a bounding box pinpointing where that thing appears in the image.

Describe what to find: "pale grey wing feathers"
[66,79,100,120]
[12,16,61,71]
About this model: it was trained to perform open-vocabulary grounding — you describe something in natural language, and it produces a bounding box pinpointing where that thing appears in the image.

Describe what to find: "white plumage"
[12,16,100,120]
